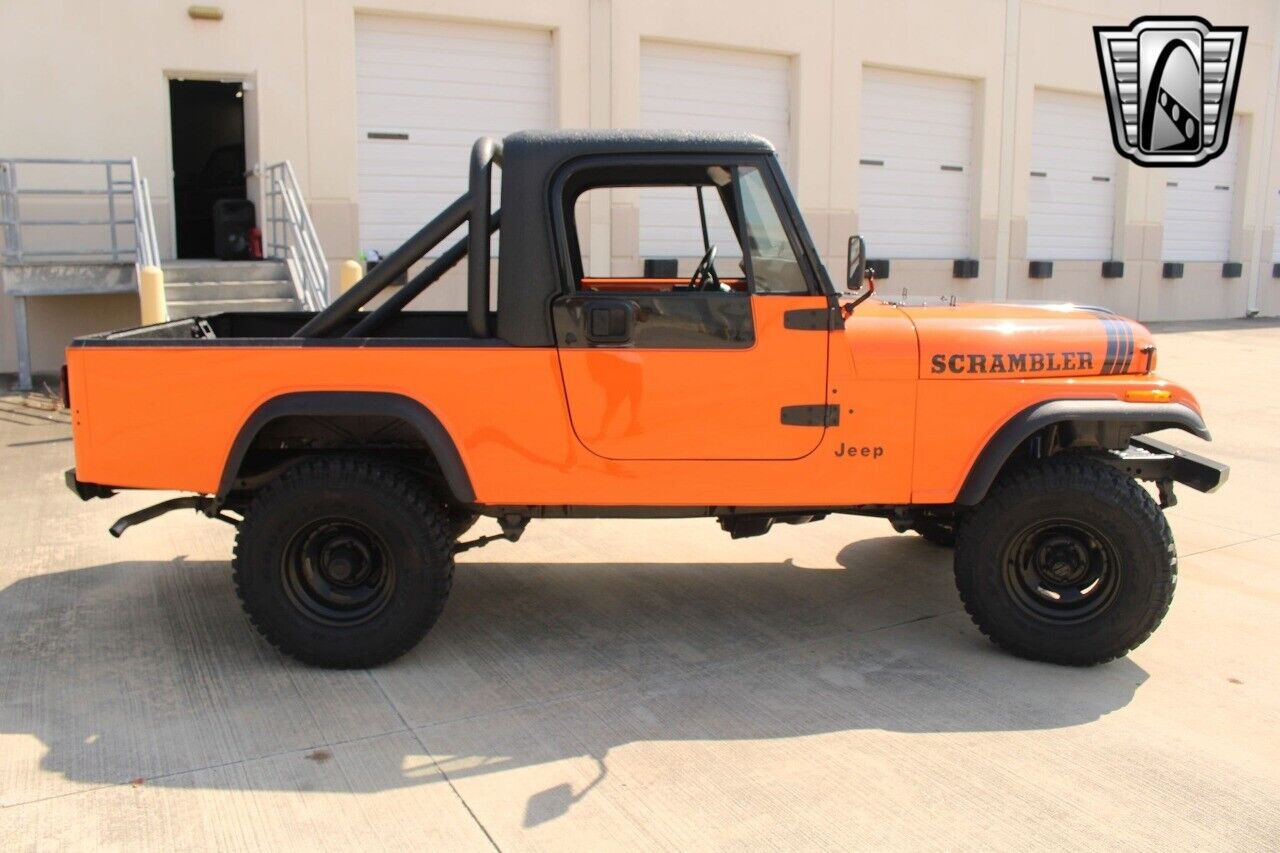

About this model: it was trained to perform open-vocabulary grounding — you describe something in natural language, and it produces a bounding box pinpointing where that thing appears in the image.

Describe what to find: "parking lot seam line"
[1179,533,1274,559]
[369,669,502,852]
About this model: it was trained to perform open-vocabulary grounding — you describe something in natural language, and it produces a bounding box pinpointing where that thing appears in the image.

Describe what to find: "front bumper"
[1113,437,1230,493]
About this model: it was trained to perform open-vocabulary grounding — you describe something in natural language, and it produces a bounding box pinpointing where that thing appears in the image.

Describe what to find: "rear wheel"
[232,456,454,668]
[954,456,1175,666]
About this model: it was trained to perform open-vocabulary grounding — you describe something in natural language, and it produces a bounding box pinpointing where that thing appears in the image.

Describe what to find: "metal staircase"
[163,259,299,318]
[2,155,330,388]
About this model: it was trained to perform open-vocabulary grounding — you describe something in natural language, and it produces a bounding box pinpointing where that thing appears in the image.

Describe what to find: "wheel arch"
[954,399,1210,506]
[217,391,475,504]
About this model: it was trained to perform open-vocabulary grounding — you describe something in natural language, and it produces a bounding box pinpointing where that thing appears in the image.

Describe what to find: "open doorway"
[168,79,247,258]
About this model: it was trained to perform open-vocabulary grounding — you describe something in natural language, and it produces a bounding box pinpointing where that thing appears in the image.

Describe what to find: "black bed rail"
[294,137,504,339]
[346,210,500,338]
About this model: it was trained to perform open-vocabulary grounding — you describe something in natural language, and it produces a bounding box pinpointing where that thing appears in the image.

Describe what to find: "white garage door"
[1162,116,1241,262]
[638,41,791,259]
[1027,91,1119,260]
[859,67,975,259]
[355,16,554,255]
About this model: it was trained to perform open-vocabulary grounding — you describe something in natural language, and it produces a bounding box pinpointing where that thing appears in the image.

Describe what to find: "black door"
[168,80,247,259]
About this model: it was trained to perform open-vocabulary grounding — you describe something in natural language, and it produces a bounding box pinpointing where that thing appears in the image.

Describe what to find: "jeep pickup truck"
[64,131,1227,669]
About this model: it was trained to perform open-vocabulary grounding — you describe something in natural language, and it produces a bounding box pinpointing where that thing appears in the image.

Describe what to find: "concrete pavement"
[0,321,1277,850]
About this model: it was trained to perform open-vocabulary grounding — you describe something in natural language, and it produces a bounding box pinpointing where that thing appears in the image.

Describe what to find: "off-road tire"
[954,455,1175,666]
[913,518,957,547]
[232,456,454,668]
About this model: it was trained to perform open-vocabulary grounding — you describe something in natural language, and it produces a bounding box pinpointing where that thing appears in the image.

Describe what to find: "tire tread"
[231,456,454,668]
[954,455,1176,666]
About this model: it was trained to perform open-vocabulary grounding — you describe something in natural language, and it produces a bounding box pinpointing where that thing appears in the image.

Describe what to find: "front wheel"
[953,456,1176,666]
[232,457,454,668]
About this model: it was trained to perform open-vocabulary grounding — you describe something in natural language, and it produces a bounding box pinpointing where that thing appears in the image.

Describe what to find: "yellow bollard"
[339,259,363,293]
[139,265,167,325]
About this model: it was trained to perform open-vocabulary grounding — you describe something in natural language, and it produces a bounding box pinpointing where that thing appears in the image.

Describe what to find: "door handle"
[584,300,634,344]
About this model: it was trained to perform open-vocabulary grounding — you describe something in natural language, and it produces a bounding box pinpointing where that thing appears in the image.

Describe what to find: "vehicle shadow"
[0,536,1147,815]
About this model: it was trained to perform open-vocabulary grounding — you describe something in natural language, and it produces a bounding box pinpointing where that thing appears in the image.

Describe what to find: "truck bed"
[80,310,496,344]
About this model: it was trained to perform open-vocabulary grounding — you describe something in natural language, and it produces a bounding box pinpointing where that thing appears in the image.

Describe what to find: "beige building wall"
[2,0,1279,375]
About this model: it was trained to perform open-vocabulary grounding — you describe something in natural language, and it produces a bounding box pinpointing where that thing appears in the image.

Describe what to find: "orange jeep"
[64,131,1227,669]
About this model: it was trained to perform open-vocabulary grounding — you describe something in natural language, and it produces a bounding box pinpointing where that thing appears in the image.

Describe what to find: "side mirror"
[847,235,866,291]
[845,234,875,312]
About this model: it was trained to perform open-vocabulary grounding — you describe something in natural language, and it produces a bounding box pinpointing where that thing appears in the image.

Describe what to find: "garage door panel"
[357,25,551,52]
[355,15,554,257]
[358,70,552,95]
[861,181,969,206]
[862,210,974,230]
[359,46,551,71]
[1162,116,1240,262]
[1027,91,1118,260]
[1031,182,1115,203]
[859,67,975,259]
[640,69,789,98]
[640,99,787,125]
[358,92,552,121]
[860,119,972,145]
[638,41,792,260]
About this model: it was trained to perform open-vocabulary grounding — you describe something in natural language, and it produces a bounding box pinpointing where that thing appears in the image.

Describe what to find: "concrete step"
[165,280,297,301]
[167,297,299,319]
[162,260,290,284]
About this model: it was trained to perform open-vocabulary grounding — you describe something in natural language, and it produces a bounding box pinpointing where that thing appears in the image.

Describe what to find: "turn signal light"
[1125,389,1172,403]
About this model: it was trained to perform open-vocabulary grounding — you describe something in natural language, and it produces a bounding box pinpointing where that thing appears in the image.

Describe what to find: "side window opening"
[561,162,811,296]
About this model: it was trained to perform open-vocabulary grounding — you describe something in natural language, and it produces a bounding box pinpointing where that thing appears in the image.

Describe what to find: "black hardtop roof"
[502,128,776,163]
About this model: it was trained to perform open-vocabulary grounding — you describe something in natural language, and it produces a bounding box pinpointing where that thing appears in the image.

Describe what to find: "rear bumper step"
[64,468,115,501]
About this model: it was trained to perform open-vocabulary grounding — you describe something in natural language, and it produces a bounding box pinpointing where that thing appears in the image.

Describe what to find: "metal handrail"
[128,157,160,270]
[0,157,157,267]
[262,161,328,310]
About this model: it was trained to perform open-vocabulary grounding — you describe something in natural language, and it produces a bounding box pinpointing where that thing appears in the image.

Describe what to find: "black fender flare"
[954,400,1210,506]
[216,391,474,503]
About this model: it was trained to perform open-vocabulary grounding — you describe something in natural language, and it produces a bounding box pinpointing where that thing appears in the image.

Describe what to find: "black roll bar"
[345,210,500,338]
[468,137,502,338]
[294,136,503,339]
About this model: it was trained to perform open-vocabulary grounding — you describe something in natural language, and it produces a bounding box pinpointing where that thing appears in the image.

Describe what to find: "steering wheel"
[690,244,722,291]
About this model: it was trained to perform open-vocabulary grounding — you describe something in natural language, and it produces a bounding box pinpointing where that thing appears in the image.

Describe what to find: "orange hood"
[897,302,1155,379]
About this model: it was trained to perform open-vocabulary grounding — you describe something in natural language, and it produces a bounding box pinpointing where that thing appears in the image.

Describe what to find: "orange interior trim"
[581,277,747,292]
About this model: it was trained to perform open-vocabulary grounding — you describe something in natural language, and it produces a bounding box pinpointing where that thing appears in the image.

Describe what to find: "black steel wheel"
[281,518,396,627]
[1001,518,1120,623]
[954,455,1176,666]
[233,456,454,668]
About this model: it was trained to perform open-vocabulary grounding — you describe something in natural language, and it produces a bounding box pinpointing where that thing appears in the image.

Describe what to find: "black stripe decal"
[1101,318,1119,374]
[1118,320,1134,373]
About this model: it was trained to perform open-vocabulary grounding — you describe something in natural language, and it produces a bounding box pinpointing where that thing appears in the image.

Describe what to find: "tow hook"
[1156,478,1178,509]
[109,496,238,538]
